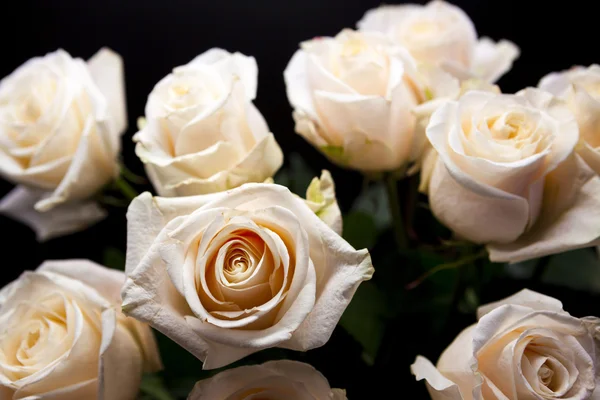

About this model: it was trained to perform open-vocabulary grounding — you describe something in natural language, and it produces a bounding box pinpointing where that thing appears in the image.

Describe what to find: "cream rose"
[0,48,127,241]
[284,28,423,172]
[412,289,600,399]
[0,260,161,399]
[425,88,600,262]
[540,65,600,175]
[134,48,283,196]
[358,0,519,83]
[188,360,347,399]
[121,181,373,369]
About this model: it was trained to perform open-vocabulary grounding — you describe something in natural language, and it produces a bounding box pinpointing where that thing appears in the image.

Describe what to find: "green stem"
[384,173,408,251]
[406,248,488,290]
[119,163,147,184]
[114,176,138,201]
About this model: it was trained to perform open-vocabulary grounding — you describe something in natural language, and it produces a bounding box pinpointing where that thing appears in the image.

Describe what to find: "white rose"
[284,29,422,172]
[121,181,373,369]
[425,88,600,262]
[411,70,500,193]
[134,48,283,196]
[358,0,520,83]
[540,65,600,175]
[0,48,126,241]
[188,360,347,399]
[412,289,600,399]
[0,260,162,399]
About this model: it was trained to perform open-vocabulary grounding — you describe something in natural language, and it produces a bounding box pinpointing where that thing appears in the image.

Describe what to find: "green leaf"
[139,374,175,400]
[343,211,378,250]
[339,282,388,365]
[102,247,125,270]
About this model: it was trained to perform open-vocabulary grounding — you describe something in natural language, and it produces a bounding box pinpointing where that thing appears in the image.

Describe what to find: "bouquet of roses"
[1,1,599,399]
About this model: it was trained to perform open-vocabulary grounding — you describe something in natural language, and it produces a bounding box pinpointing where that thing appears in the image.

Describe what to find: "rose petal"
[86,48,127,136]
[97,308,142,400]
[411,355,466,400]
[0,185,106,242]
[487,156,600,262]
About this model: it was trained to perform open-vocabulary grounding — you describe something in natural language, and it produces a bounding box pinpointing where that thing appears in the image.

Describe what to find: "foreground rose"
[412,289,600,399]
[134,48,283,196]
[358,0,519,83]
[122,182,373,369]
[284,28,423,172]
[425,88,600,262]
[188,360,346,399]
[540,65,600,175]
[0,260,161,399]
[0,48,126,241]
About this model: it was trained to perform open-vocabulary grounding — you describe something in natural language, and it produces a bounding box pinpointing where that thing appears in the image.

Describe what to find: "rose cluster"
[0,0,599,398]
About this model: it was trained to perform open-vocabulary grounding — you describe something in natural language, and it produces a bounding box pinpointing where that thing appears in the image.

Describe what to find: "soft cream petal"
[487,157,600,262]
[0,185,106,242]
[86,48,128,136]
[35,117,117,211]
[97,308,142,400]
[429,159,530,244]
[411,356,466,400]
[477,289,564,319]
[125,191,225,274]
[36,259,124,305]
[162,133,283,196]
[284,50,319,121]
[579,141,600,175]
[468,38,520,83]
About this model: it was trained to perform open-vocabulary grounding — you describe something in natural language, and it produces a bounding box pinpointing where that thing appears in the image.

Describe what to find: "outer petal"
[284,50,319,121]
[188,48,258,101]
[411,356,466,400]
[579,142,600,175]
[163,133,283,196]
[0,185,106,242]
[35,117,118,211]
[429,158,529,243]
[125,191,225,274]
[477,289,564,319]
[262,360,339,398]
[86,48,128,136]
[487,156,600,262]
[444,38,520,83]
[36,259,124,305]
[121,225,210,362]
[97,308,142,400]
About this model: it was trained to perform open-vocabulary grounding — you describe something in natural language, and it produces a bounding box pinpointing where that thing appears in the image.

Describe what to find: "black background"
[1,0,598,397]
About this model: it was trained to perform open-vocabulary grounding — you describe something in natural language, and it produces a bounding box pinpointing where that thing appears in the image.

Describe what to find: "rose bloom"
[357,0,519,83]
[425,88,600,262]
[412,289,600,400]
[121,181,373,369]
[0,48,126,241]
[540,65,600,175]
[284,28,423,172]
[188,360,346,399]
[0,260,161,399]
[134,48,283,196]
